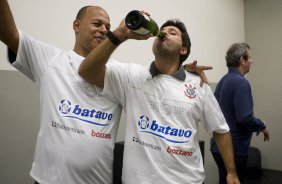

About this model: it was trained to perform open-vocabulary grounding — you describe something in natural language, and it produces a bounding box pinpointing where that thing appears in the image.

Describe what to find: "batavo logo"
[58,99,113,126]
[137,115,193,144]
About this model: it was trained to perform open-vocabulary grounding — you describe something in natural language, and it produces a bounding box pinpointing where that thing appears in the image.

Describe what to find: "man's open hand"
[184,60,213,86]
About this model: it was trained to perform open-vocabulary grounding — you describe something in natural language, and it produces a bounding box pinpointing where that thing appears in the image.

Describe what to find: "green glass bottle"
[125,10,164,39]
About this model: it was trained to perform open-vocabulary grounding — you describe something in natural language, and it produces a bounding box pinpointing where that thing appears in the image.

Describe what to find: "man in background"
[210,42,270,184]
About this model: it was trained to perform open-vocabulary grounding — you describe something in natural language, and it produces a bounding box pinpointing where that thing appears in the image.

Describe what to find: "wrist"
[225,162,237,174]
[106,31,121,45]
[262,121,267,130]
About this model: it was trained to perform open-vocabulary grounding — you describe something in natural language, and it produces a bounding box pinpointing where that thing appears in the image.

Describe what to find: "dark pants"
[211,152,248,184]
[34,181,39,184]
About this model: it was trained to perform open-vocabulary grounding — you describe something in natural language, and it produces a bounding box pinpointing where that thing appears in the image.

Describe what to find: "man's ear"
[239,56,246,66]
[73,19,81,33]
[180,47,188,56]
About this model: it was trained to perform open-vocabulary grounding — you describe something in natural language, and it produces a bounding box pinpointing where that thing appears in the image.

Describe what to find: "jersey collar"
[149,62,186,81]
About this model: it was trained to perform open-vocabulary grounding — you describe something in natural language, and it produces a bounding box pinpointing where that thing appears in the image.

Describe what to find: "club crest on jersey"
[184,81,197,99]
[137,115,193,144]
[58,99,112,126]
[138,115,150,129]
[59,99,72,114]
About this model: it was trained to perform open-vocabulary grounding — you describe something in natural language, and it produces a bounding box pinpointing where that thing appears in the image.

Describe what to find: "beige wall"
[0,0,245,83]
[244,0,282,171]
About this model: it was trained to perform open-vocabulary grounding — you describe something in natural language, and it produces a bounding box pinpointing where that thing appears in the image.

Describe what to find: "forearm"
[78,38,118,88]
[213,132,236,173]
[78,17,151,87]
[0,0,19,52]
[237,113,266,132]
[78,19,130,88]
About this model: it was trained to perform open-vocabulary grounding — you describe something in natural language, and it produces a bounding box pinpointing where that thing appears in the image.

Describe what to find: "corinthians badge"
[184,81,197,99]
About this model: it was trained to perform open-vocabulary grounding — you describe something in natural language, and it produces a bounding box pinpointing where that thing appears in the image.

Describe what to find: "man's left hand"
[184,60,213,86]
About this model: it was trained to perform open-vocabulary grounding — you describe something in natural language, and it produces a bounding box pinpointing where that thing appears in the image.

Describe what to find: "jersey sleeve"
[102,60,131,108]
[9,31,60,85]
[200,84,230,135]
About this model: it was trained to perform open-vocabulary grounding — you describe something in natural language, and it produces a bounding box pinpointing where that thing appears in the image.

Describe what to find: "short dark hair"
[76,6,91,21]
[160,19,191,64]
[225,42,250,67]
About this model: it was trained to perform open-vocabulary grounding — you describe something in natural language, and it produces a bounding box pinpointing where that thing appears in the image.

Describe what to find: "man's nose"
[99,24,107,33]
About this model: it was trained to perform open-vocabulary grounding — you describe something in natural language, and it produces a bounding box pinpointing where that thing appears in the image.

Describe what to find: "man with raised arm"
[0,2,211,183]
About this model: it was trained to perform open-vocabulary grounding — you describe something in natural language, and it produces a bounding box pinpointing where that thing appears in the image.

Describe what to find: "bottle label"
[133,27,150,35]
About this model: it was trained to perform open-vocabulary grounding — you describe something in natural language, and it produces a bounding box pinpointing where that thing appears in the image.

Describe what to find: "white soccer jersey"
[102,61,229,184]
[11,31,122,184]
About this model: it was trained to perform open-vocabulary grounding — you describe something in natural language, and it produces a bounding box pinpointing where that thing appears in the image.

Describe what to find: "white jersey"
[103,61,229,184]
[11,31,122,184]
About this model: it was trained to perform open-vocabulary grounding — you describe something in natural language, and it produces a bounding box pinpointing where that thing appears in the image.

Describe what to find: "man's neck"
[154,59,180,75]
[237,66,246,76]
[73,46,89,58]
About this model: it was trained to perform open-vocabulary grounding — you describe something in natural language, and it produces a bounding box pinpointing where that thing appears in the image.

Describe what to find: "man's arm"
[78,38,118,88]
[213,132,241,184]
[0,0,19,53]
[78,19,150,88]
